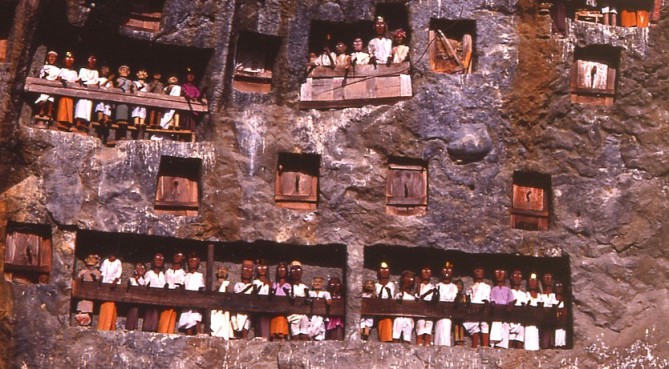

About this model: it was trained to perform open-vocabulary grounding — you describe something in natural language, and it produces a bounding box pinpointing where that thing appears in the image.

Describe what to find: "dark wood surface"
[307,62,410,78]
[72,280,345,316]
[24,77,209,112]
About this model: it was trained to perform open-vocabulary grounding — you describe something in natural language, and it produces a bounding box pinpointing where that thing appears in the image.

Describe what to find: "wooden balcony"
[24,77,208,113]
[299,62,412,109]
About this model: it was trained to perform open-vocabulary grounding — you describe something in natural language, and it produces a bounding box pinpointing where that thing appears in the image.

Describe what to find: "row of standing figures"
[75,253,345,341]
[365,261,568,350]
[33,51,202,144]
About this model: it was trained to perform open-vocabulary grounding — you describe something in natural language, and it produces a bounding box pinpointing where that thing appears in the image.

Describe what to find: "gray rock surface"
[1,0,669,368]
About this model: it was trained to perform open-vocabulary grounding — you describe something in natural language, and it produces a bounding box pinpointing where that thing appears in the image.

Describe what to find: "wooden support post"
[203,243,214,335]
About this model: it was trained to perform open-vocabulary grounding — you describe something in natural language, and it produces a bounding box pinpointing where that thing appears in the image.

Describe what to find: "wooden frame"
[4,225,52,283]
[299,62,412,109]
[122,0,166,33]
[154,156,202,216]
[232,32,280,94]
[570,45,621,107]
[274,153,320,211]
[428,30,473,74]
[511,173,550,231]
[386,162,428,216]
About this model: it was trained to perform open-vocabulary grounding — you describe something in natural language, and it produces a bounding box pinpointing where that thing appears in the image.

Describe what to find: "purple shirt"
[490,285,514,305]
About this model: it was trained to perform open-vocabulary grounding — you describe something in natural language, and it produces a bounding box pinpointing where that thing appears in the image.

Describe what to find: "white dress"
[524,292,542,351]
[177,271,205,329]
[308,290,332,340]
[463,282,491,335]
[131,80,148,119]
[211,280,233,339]
[99,258,122,284]
[74,67,100,121]
[392,291,415,341]
[434,282,458,346]
[415,282,435,336]
[159,85,181,128]
[287,283,310,336]
[35,64,60,104]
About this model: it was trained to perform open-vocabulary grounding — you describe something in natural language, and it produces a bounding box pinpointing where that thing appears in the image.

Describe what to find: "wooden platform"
[24,77,208,112]
[299,62,412,109]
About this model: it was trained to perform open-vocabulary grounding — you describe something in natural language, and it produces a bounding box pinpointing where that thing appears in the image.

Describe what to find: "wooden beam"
[298,95,412,110]
[361,298,568,326]
[24,77,209,112]
[72,280,345,316]
[307,62,410,78]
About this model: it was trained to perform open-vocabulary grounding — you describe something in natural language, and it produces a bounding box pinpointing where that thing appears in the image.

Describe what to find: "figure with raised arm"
[350,37,370,66]
[390,29,409,64]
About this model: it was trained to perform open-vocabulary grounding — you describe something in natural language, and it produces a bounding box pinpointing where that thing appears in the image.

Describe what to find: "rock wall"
[2,0,669,368]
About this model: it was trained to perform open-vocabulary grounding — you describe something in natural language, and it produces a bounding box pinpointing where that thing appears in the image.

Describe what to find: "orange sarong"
[270,315,289,336]
[56,97,74,124]
[158,308,177,334]
[378,317,393,342]
[97,301,117,331]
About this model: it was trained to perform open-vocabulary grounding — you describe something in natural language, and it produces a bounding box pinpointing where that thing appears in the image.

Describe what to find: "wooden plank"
[342,77,368,100]
[72,280,344,315]
[361,298,566,325]
[375,76,401,99]
[24,77,208,112]
[308,62,410,78]
[400,74,412,97]
[298,96,412,110]
[512,184,546,211]
[311,78,334,101]
[332,77,345,101]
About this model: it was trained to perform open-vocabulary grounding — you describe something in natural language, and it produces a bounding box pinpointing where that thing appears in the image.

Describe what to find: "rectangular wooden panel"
[155,176,199,209]
[0,39,7,63]
[5,232,41,266]
[576,60,609,90]
[386,168,427,206]
[275,171,317,202]
[311,78,334,101]
[375,76,401,99]
[512,184,546,211]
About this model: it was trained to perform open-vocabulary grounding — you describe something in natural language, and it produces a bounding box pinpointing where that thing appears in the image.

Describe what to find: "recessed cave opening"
[364,245,573,349]
[275,152,320,211]
[0,1,17,62]
[386,156,428,216]
[3,221,52,284]
[31,5,213,88]
[428,18,476,74]
[570,45,621,107]
[511,171,551,231]
[154,156,202,216]
[232,31,281,94]
[72,230,347,338]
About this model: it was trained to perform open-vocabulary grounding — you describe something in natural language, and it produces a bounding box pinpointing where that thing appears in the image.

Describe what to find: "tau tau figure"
[375,261,395,342]
[434,261,458,346]
[325,276,344,340]
[125,262,146,331]
[34,51,60,122]
[270,262,291,341]
[142,253,166,332]
[391,28,409,64]
[287,260,309,340]
[415,266,436,346]
[509,267,528,349]
[114,65,133,139]
[360,279,376,340]
[233,259,255,339]
[308,276,332,341]
[131,68,149,127]
[368,16,392,65]
[56,52,78,131]
[463,263,491,348]
[160,75,181,130]
[393,270,416,343]
[489,267,515,349]
[97,253,122,331]
[74,54,100,132]
[211,266,234,339]
[350,37,370,66]
[177,253,205,335]
[75,254,101,327]
[253,259,271,339]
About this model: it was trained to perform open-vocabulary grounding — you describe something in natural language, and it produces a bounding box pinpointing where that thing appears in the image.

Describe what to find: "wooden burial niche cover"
[232,31,281,94]
[511,171,550,231]
[428,19,475,75]
[123,0,166,32]
[386,157,428,216]
[155,156,202,215]
[4,222,52,283]
[275,153,320,210]
[570,46,621,107]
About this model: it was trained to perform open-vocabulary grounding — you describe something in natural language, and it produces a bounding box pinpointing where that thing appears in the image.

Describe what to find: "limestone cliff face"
[1,0,669,368]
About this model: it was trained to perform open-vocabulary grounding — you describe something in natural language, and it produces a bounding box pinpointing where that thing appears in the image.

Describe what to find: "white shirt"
[468,281,491,304]
[368,37,392,62]
[144,270,166,288]
[376,282,395,299]
[184,271,204,291]
[100,258,122,284]
[165,268,186,289]
[436,282,458,302]
[417,282,436,301]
